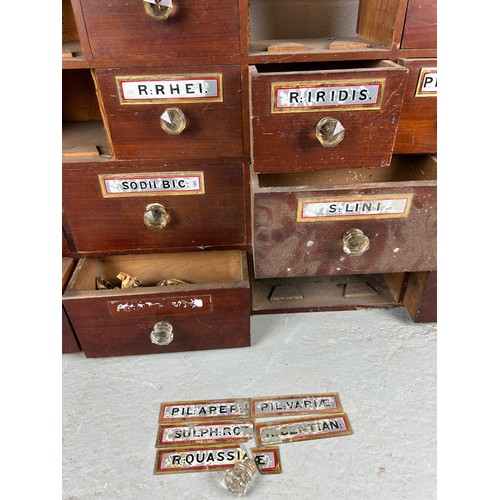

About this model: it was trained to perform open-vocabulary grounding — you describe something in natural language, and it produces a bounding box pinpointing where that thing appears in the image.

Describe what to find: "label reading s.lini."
[272,79,384,113]
[99,172,204,198]
[116,74,223,104]
[297,194,413,222]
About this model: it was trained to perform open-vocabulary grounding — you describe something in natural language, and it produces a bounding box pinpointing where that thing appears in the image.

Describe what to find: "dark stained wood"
[62,69,103,122]
[62,257,81,353]
[78,0,241,62]
[401,0,437,49]
[62,251,251,358]
[94,65,243,161]
[251,155,436,278]
[403,271,437,322]
[357,0,408,49]
[63,160,247,253]
[250,61,408,173]
[394,58,437,154]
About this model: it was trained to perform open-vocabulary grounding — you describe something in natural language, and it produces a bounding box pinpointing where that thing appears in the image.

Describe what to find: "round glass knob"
[160,107,186,135]
[316,117,345,147]
[342,228,370,256]
[144,203,170,229]
[143,0,173,20]
[150,321,174,346]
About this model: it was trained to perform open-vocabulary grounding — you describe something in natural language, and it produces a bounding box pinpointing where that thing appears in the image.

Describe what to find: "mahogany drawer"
[252,155,436,278]
[94,65,243,161]
[62,250,251,358]
[249,61,408,174]
[62,257,80,353]
[77,0,240,61]
[394,59,437,154]
[62,161,247,253]
[400,0,437,49]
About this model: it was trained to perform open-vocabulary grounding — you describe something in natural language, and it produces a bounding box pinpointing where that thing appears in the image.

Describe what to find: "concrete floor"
[62,306,436,499]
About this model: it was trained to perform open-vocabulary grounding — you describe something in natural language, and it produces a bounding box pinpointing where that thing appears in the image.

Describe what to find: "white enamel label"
[155,446,248,474]
[99,172,204,197]
[117,75,221,103]
[415,68,437,97]
[160,399,251,423]
[273,81,383,113]
[255,414,352,446]
[298,195,413,221]
[157,421,254,446]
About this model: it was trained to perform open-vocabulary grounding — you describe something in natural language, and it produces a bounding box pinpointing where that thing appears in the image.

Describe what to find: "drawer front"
[401,0,437,49]
[62,307,81,353]
[252,185,436,278]
[62,162,247,253]
[94,66,243,160]
[250,63,408,173]
[78,0,240,60]
[63,287,250,358]
[394,59,437,154]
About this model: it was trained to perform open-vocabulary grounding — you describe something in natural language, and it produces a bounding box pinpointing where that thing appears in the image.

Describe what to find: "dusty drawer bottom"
[62,250,251,358]
[252,273,405,314]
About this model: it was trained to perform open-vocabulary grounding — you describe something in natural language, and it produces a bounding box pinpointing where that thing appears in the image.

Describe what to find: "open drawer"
[251,155,436,278]
[249,61,408,173]
[62,250,251,358]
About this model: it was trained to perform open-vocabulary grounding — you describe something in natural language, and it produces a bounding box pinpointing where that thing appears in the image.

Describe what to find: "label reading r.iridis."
[272,79,384,113]
[99,172,205,198]
[297,194,413,222]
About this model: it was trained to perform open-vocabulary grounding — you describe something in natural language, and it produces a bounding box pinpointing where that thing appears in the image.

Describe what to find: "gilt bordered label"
[255,413,352,446]
[156,420,254,447]
[271,79,384,113]
[415,68,437,97]
[159,399,251,424]
[154,445,248,474]
[252,447,282,474]
[251,393,342,418]
[98,172,205,198]
[116,74,223,104]
[297,194,413,222]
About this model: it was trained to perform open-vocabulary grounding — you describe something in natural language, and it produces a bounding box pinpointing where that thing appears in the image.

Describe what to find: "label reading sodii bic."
[116,74,222,104]
[272,79,384,113]
[99,172,204,198]
[297,194,413,222]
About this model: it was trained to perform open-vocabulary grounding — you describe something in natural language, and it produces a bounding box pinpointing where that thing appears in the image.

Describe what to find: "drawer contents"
[62,162,247,253]
[94,66,243,160]
[62,250,251,357]
[78,0,241,61]
[249,61,408,173]
[251,155,437,278]
[394,58,437,154]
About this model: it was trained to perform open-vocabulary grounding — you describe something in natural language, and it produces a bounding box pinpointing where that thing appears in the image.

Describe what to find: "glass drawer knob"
[316,117,345,147]
[343,228,370,256]
[160,107,186,135]
[144,203,170,229]
[143,0,173,20]
[150,321,174,345]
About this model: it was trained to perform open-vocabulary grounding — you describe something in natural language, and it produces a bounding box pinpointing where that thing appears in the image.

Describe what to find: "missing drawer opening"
[256,155,437,188]
[252,273,405,313]
[248,0,404,55]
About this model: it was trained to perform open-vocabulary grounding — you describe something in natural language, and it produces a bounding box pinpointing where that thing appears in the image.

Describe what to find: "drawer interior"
[252,273,405,313]
[62,0,82,57]
[255,155,437,189]
[68,250,247,293]
[252,59,400,74]
[62,69,110,159]
[248,0,403,55]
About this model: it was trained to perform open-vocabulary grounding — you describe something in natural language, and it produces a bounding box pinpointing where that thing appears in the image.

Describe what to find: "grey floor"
[62,306,436,499]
